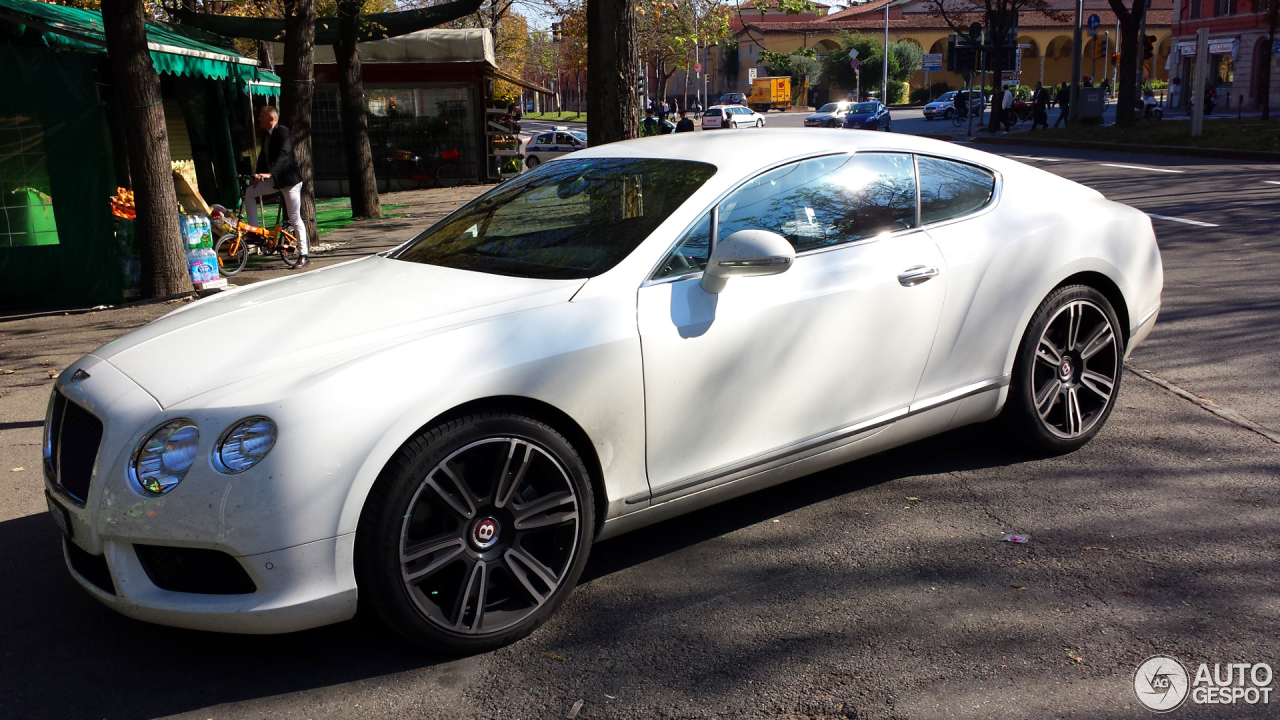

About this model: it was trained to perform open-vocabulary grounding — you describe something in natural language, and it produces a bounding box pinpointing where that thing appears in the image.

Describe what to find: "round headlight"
[130,419,200,496]
[213,417,277,474]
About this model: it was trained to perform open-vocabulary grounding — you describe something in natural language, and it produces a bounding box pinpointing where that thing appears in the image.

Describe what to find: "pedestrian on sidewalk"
[246,106,309,268]
[1000,85,1014,134]
[674,109,695,133]
[1031,81,1049,130]
[1054,82,1071,128]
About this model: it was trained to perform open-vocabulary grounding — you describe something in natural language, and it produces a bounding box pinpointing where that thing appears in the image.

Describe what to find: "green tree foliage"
[821,33,924,103]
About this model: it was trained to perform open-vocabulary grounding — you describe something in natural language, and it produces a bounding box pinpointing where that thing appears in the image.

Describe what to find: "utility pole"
[1068,0,1083,125]
[882,1,890,102]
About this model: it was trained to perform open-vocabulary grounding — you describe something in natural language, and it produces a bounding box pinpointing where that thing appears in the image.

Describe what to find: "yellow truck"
[749,76,792,112]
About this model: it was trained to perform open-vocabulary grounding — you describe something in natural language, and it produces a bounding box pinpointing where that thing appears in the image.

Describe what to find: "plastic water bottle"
[199,216,213,249]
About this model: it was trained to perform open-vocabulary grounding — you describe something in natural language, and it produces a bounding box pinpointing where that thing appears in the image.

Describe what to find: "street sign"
[748,68,757,82]
[922,53,943,72]
[694,62,702,74]
[1002,70,1019,83]
[849,48,859,60]
[1087,13,1101,34]
[1015,48,1022,72]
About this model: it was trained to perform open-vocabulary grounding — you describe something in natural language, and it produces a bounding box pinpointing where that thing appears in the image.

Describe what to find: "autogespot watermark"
[1134,655,1275,713]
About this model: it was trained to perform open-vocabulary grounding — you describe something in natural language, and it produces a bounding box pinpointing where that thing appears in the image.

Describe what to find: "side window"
[555,132,576,145]
[535,133,553,145]
[917,156,995,226]
[717,153,917,253]
[652,212,712,280]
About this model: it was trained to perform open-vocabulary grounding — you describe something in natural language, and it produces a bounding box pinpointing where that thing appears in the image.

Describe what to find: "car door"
[554,132,579,157]
[637,152,948,496]
[528,132,553,160]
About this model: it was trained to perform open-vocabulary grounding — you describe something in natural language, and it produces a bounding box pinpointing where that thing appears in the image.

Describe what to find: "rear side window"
[917,156,996,225]
[535,133,553,145]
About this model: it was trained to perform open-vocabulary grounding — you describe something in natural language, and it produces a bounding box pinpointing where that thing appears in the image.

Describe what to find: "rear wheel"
[356,413,594,653]
[396,164,422,191]
[1000,285,1123,454]
[435,162,462,188]
[278,231,301,268]
[214,232,248,277]
[525,155,541,170]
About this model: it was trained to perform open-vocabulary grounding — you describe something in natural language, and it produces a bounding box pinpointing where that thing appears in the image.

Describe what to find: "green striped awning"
[0,0,263,82]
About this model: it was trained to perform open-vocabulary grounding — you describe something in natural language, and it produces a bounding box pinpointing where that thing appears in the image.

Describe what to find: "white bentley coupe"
[45,130,1162,653]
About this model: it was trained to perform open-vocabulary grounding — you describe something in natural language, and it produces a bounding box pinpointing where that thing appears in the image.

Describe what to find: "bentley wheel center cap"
[472,517,501,550]
[1059,357,1074,380]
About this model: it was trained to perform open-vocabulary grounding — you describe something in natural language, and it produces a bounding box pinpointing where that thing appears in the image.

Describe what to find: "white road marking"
[1265,180,1280,185]
[1147,213,1219,228]
[1009,155,1063,162]
[1099,163,1185,173]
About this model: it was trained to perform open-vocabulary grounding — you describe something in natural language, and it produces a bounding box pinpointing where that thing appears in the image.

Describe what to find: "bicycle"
[388,147,462,190]
[210,175,303,276]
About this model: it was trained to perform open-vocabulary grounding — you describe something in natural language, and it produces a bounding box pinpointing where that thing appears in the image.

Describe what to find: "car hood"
[805,112,835,120]
[94,256,586,407]
[845,113,877,123]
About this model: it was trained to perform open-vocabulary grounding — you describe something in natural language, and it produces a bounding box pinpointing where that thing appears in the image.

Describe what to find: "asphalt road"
[0,146,1277,720]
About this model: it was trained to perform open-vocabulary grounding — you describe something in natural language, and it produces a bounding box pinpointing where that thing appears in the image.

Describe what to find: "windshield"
[937,92,956,101]
[392,158,717,279]
[851,102,878,113]
[817,103,845,112]
[570,131,588,143]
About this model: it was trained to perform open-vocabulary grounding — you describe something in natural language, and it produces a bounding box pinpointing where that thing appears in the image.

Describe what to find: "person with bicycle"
[246,106,309,268]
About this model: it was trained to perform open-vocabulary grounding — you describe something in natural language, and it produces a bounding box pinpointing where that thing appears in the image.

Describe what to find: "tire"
[756,119,763,128]
[356,412,595,654]
[278,235,301,268]
[214,232,248,277]
[435,162,462,188]
[396,164,422,191]
[944,108,954,119]
[1000,285,1124,455]
[525,155,541,169]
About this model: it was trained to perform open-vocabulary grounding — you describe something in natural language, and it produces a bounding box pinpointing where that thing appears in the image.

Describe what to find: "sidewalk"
[0,184,486,520]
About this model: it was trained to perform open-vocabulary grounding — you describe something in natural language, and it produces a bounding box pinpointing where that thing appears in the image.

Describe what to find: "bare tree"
[920,0,1059,132]
[588,0,640,143]
[335,0,381,218]
[100,0,194,298]
[1107,0,1147,126]
[281,0,319,243]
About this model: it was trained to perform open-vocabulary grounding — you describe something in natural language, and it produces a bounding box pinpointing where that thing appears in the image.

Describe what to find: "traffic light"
[1143,35,1156,60]
[1110,52,1119,64]
[552,22,562,43]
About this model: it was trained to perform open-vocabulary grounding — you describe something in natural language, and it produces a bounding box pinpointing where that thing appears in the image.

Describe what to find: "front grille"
[64,539,116,595]
[46,391,104,504]
[134,544,257,595]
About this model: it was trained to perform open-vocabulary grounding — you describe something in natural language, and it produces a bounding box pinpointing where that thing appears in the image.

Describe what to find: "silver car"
[804,101,854,128]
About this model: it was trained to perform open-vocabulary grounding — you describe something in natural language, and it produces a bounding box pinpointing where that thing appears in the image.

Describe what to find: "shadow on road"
[0,423,1028,720]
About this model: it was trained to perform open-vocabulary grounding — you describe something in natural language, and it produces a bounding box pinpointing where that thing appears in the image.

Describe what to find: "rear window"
[393,158,717,280]
[705,109,722,117]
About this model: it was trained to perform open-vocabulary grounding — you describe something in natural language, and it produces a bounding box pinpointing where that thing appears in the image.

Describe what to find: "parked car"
[804,101,854,127]
[702,104,766,130]
[717,92,748,107]
[842,101,892,131]
[924,90,986,121]
[46,129,1161,655]
[524,127,588,168]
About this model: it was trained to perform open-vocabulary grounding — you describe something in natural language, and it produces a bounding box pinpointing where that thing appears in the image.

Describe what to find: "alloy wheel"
[1031,300,1120,439]
[397,437,581,635]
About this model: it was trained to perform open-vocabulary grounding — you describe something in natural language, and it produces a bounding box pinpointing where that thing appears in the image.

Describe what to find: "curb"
[966,134,1280,163]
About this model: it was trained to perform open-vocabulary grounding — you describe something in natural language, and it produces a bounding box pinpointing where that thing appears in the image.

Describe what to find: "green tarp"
[171,0,485,45]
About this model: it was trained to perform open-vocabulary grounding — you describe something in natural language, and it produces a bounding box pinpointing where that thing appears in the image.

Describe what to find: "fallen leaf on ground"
[1083,546,1110,551]
[906,496,919,501]
[1067,652,1084,663]
[543,652,567,661]
[10,468,23,472]
[1010,584,1026,591]
[1122,591,1136,597]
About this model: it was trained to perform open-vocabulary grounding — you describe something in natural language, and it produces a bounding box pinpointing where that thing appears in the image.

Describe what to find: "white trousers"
[245,178,309,255]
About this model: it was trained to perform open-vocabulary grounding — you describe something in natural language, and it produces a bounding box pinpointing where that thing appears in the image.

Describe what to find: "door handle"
[897,265,939,286]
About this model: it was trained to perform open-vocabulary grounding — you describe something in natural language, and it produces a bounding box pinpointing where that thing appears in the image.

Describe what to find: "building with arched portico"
[698,0,1172,104]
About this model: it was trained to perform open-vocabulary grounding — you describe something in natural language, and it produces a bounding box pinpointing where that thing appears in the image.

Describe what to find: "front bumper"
[46,355,358,633]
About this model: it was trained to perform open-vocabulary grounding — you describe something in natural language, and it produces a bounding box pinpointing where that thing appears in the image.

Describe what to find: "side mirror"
[700,229,795,294]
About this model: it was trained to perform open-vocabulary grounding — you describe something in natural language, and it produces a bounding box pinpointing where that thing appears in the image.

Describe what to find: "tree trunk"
[281,0,319,243]
[1264,10,1277,120]
[335,0,381,218]
[986,39,1007,133]
[587,0,639,144]
[1114,17,1141,125]
[100,0,193,299]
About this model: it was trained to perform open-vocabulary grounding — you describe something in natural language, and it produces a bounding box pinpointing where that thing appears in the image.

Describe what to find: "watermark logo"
[1134,655,1274,712]
[1135,655,1190,712]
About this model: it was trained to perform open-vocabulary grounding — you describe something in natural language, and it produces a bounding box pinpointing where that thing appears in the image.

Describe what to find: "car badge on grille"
[66,369,91,384]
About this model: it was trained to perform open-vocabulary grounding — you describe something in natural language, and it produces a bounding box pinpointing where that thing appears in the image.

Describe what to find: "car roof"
[570,128,1018,188]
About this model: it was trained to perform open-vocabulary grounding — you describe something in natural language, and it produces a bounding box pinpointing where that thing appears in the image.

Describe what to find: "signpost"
[748,67,757,83]
[1087,13,1100,35]
[923,52,942,99]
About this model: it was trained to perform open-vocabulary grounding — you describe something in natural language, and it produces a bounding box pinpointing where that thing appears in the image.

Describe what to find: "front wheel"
[214,232,248,277]
[525,155,541,169]
[756,119,763,128]
[1000,285,1123,454]
[356,413,595,653]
